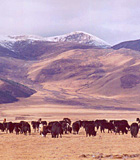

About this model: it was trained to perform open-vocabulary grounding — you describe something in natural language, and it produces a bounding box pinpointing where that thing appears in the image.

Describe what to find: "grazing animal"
[130,123,139,138]
[20,121,31,135]
[13,123,22,134]
[59,120,71,134]
[110,120,130,135]
[40,126,51,137]
[7,122,15,133]
[111,120,130,130]
[51,122,63,138]
[100,122,115,133]
[95,119,108,131]
[115,124,128,135]
[72,121,82,134]
[31,121,40,132]
[85,124,96,137]
[82,121,95,128]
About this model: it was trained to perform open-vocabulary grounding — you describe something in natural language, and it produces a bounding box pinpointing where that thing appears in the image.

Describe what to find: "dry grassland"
[0,126,140,160]
[0,100,140,160]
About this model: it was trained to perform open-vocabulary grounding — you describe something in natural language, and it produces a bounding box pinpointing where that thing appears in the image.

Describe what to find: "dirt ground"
[0,98,140,160]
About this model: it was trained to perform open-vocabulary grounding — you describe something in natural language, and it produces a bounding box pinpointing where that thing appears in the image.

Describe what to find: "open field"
[1,127,140,160]
[0,97,140,160]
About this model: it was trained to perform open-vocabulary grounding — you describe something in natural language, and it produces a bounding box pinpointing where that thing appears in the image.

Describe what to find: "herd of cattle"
[0,118,140,138]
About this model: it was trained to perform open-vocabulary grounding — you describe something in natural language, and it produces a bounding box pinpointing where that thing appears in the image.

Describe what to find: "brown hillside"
[27,48,140,110]
[0,42,140,110]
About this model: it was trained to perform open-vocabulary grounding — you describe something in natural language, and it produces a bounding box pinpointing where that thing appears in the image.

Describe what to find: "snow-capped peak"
[0,35,47,51]
[46,31,110,48]
[0,31,110,51]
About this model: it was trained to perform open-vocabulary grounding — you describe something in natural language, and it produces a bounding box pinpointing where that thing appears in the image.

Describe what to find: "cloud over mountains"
[0,0,140,45]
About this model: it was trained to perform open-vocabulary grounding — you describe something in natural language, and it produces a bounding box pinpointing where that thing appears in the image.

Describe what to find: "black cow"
[115,124,128,135]
[110,120,130,134]
[130,123,139,138]
[85,124,96,137]
[13,123,22,135]
[111,120,130,130]
[51,122,63,138]
[40,125,51,137]
[82,121,95,128]
[31,121,40,132]
[59,120,71,134]
[100,122,115,133]
[72,121,82,134]
[3,122,15,133]
[20,121,31,135]
[95,119,108,131]
[6,122,14,133]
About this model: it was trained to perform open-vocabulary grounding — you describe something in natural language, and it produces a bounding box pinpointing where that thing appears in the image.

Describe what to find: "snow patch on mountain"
[0,35,47,51]
[0,31,110,51]
[0,35,16,51]
[46,31,111,48]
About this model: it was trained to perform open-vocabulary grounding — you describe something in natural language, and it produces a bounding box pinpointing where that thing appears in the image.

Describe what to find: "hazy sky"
[0,0,140,45]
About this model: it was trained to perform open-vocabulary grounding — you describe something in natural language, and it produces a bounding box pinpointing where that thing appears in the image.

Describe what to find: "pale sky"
[0,0,140,45]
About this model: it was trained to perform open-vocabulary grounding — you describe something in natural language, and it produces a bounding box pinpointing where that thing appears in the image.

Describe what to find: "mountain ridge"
[46,31,111,48]
[0,31,110,52]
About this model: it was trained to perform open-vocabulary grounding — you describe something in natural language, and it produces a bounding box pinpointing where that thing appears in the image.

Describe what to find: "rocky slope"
[28,48,140,110]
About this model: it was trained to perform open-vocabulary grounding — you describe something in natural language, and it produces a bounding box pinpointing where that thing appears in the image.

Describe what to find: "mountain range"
[0,31,140,110]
